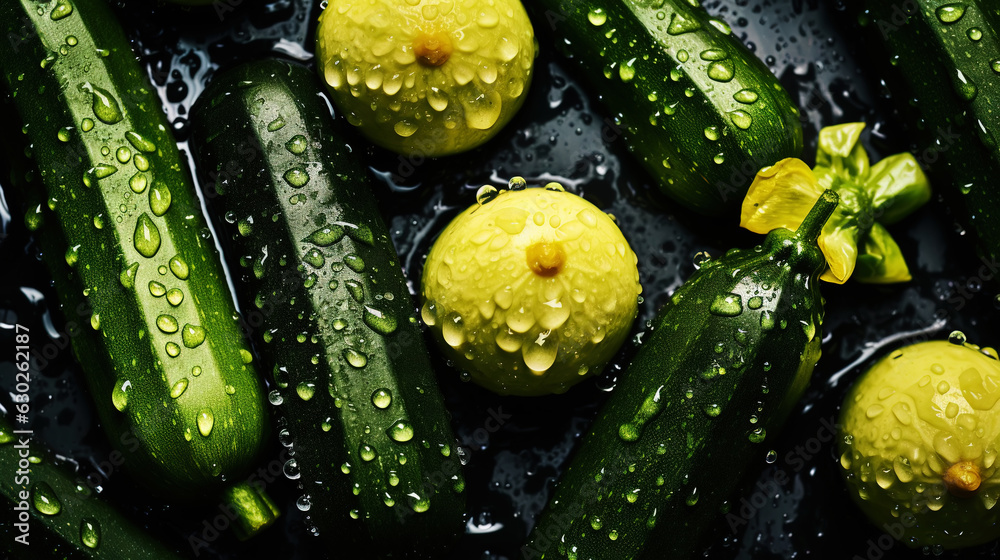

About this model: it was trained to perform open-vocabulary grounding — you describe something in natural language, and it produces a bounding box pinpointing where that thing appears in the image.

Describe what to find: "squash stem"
[794,190,839,243]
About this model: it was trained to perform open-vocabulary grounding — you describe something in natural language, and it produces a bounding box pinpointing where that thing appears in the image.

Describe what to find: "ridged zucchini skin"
[189,59,465,556]
[524,193,838,559]
[845,0,1000,270]
[0,416,185,559]
[530,0,803,215]
[0,0,270,503]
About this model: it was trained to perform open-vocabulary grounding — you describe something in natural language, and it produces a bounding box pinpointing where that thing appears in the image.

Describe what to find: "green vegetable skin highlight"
[530,0,803,215]
[846,0,1000,274]
[0,0,274,530]
[189,59,465,553]
[0,416,185,559]
[525,192,838,559]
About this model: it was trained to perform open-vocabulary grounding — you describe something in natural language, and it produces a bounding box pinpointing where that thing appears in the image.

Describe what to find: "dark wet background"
[1,0,999,558]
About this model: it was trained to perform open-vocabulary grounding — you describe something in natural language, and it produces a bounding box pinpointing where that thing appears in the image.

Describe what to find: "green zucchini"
[188,58,465,554]
[523,191,839,559]
[0,415,184,559]
[0,0,276,536]
[530,0,803,215]
[845,0,1000,273]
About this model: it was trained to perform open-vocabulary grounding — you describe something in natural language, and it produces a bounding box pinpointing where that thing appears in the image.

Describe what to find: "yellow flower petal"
[818,223,859,284]
[853,223,912,284]
[740,158,824,235]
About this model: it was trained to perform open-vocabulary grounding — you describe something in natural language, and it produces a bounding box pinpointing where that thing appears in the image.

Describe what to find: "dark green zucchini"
[0,415,184,559]
[524,191,838,559]
[189,58,465,555]
[530,0,803,215]
[0,0,275,535]
[844,0,1000,273]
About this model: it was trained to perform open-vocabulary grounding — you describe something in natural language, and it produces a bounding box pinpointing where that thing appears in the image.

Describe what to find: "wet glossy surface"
[1,0,999,558]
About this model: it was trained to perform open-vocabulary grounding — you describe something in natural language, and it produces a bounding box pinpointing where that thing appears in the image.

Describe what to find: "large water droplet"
[50,0,73,20]
[936,3,966,23]
[587,8,607,26]
[149,183,172,216]
[363,306,398,335]
[197,408,215,437]
[284,167,310,188]
[169,255,189,280]
[32,482,62,515]
[710,294,743,316]
[170,378,189,399]
[111,379,130,412]
[156,314,178,334]
[80,518,100,549]
[344,348,368,368]
[667,11,701,34]
[387,421,414,442]
[83,83,123,124]
[133,213,161,258]
[296,381,317,401]
[371,388,392,409]
[303,225,345,247]
[182,324,206,348]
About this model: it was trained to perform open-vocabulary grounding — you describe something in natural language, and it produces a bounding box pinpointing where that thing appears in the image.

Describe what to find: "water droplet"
[968,27,983,41]
[82,164,118,187]
[344,348,367,368]
[125,131,156,153]
[80,518,100,549]
[192,366,202,377]
[83,83,123,124]
[283,458,300,479]
[267,116,286,131]
[748,427,766,443]
[268,390,284,406]
[704,404,722,417]
[619,58,636,82]
[115,146,131,164]
[169,256,189,280]
[587,8,607,26]
[667,11,701,34]
[344,253,365,272]
[284,167,310,188]
[303,249,326,268]
[50,0,73,20]
[112,379,130,411]
[285,135,308,154]
[760,310,775,330]
[360,444,376,462]
[148,281,166,298]
[32,482,62,515]
[24,204,44,231]
[165,342,181,357]
[57,126,73,142]
[166,288,184,306]
[133,213,161,258]
[953,68,978,100]
[182,324,206,348]
[90,312,100,330]
[149,183,171,216]
[372,388,392,409]
[619,386,665,441]
[119,262,139,289]
[170,378,189,399]
[65,244,80,267]
[729,110,752,129]
[936,3,966,23]
[388,421,414,442]
[296,381,316,401]
[476,185,499,205]
[734,89,758,104]
[296,494,312,512]
[707,59,735,82]
[197,408,215,437]
[710,293,743,316]
[703,126,720,141]
[686,487,699,506]
[156,314,178,334]
[948,330,967,345]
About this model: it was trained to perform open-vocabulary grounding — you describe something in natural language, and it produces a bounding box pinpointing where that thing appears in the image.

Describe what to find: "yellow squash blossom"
[741,122,931,284]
